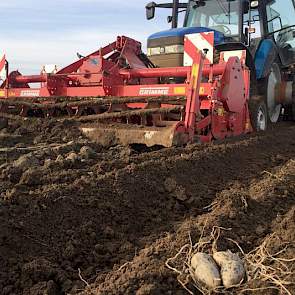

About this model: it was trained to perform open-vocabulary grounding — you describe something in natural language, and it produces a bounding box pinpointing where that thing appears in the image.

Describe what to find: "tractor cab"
[147,0,295,124]
[146,0,295,68]
[146,0,249,67]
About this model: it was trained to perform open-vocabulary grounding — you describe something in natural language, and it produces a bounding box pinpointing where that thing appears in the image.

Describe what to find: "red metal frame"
[0,35,252,145]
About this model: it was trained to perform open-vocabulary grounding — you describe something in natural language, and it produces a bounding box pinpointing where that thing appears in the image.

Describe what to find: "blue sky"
[0,0,177,74]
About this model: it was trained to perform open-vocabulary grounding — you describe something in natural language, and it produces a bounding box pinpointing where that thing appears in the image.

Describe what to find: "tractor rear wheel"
[259,62,282,123]
[249,98,268,132]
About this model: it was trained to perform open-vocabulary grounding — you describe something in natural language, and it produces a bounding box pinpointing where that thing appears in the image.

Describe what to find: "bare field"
[0,118,295,294]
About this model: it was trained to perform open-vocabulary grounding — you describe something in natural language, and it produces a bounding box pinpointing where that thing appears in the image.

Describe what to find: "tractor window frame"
[265,0,295,34]
[183,0,243,41]
[243,2,264,42]
[263,0,295,66]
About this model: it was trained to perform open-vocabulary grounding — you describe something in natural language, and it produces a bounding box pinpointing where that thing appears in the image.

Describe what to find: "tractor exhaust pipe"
[172,0,179,28]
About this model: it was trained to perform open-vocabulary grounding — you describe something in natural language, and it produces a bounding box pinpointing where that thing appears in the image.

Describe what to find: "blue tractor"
[146,0,295,130]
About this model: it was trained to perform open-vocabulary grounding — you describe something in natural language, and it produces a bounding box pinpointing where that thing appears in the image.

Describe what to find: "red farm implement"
[0,35,252,147]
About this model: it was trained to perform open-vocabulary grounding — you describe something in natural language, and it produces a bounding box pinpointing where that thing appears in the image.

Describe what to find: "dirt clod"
[0,117,8,130]
[66,152,80,163]
[79,146,96,159]
[13,153,40,170]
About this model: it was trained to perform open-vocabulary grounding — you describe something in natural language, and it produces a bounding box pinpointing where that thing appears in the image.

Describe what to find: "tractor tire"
[249,98,268,132]
[258,62,282,124]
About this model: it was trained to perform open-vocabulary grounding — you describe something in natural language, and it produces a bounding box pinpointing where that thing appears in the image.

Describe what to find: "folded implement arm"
[0,35,251,147]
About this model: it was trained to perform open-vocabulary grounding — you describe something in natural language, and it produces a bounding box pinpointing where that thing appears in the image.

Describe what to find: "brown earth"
[0,118,295,295]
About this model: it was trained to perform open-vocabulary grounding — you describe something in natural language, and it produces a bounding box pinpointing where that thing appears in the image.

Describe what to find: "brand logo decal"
[139,87,169,96]
[20,90,40,97]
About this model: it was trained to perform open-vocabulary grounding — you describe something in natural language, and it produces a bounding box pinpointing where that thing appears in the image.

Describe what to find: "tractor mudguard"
[255,39,283,123]
[215,42,256,79]
[254,39,279,79]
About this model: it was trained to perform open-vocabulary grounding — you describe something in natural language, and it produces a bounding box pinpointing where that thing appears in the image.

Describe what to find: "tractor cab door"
[243,1,263,56]
[265,0,295,66]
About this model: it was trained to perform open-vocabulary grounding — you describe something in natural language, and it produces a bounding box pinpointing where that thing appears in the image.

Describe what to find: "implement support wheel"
[249,97,268,132]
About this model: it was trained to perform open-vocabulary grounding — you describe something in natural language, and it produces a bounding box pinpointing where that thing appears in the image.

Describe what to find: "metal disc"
[257,106,267,131]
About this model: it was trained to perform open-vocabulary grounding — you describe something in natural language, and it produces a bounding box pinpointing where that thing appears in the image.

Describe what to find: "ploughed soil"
[0,117,295,295]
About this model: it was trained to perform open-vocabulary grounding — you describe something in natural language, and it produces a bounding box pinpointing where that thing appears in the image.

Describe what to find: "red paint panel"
[199,32,214,47]
[0,55,5,72]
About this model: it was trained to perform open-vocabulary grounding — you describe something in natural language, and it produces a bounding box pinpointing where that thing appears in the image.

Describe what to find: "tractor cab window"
[266,0,295,65]
[266,0,295,33]
[184,0,240,40]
